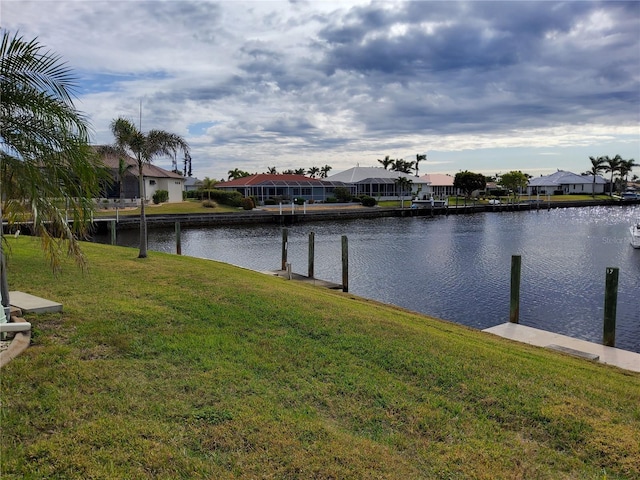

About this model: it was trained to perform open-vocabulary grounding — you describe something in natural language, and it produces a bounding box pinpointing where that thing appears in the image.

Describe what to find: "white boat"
[411,195,447,209]
[630,219,640,249]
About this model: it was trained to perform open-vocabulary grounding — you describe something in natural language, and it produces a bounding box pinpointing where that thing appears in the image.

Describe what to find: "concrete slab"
[9,291,63,314]
[483,323,640,373]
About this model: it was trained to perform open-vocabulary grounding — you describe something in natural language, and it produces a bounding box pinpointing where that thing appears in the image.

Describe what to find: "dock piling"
[603,267,618,347]
[175,221,181,255]
[342,235,349,293]
[281,228,288,271]
[308,232,315,278]
[510,255,521,324]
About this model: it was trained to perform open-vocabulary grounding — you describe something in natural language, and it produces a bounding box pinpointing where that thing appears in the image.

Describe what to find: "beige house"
[99,150,185,204]
[419,173,459,197]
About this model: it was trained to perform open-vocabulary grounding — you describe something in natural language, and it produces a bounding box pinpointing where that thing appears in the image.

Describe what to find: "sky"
[3,0,639,181]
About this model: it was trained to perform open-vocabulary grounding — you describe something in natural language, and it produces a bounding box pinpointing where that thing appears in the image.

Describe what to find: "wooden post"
[603,267,618,347]
[110,220,116,246]
[175,221,181,255]
[509,255,521,323]
[308,231,315,278]
[281,228,288,271]
[341,235,349,293]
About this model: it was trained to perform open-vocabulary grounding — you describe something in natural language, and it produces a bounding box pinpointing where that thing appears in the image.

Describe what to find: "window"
[149,180,156,185]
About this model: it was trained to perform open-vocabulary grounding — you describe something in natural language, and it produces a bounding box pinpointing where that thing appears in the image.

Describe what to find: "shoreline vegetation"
[1,237,638,478]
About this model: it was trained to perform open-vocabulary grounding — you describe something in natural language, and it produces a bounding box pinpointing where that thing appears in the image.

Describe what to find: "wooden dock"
[269,270,344,290]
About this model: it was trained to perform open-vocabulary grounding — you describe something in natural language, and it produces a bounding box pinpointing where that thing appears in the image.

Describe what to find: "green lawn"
[94,199,240,217]
[1,237,638,479]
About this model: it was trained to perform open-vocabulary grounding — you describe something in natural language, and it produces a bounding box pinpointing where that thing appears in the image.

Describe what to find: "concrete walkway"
[484,323,640,373]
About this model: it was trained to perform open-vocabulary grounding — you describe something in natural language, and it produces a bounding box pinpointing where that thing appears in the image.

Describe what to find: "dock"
[483,323,640,373]
[268,270,344,290]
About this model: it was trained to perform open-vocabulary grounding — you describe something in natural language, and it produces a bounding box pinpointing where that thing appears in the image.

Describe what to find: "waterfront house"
[99,150,185,204]
[527,170,606,195]
[184,177,204,193]
[419,173,459,197]
[215,174,343,204]
[326,166,431,200]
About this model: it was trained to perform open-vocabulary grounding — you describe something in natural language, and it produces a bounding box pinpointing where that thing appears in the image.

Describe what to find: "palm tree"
[1,30,107,311]
[320,164,332,178]
[227,168,249,180]
[109,117,189,258]
[415,153,426,176]
[603,155,622,196]
[201,176,216,201]
[117,157,133,201]
[394,176,413,208]
[377,155,393,170]
[307,166,320,178]
[267,166,277,174]
[587,156,605,198]
[294,168,306,175]
[618,158,637,190]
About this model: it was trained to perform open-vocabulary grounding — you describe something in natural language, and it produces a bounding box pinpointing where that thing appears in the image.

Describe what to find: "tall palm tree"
[320,164,332,178]
[618,158,637,189]
[587,156,605,198]
[109,117,189,258]
[227,168,249,180]
[394,176,413,208]
[603,155,622,196]
[377,155,393,170]
[415,153,426,176]
[307,166,320,178]
[1,30,107,311]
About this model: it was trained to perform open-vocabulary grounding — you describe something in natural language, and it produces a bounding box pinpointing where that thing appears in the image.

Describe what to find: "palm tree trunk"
[138,165,148,258]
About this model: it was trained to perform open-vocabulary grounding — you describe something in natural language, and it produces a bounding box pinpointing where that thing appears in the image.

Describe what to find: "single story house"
[216,174,340,204]
[98,149,185,204]
[326,166,431,200]
[184,177,204,192]
[419,173,459,197]
[527,170,606,195]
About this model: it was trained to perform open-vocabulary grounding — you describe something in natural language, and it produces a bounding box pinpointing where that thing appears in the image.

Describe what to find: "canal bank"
[90,198,639,233]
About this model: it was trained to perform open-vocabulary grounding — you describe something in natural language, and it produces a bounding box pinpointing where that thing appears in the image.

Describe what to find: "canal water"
[95,205,640,353]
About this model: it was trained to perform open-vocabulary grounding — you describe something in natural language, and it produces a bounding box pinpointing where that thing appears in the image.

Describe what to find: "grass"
[94,199,239,217]
[1,237,639,479]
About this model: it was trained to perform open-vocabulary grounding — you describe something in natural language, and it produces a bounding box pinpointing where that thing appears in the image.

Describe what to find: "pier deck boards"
[269,270,343,290]
[483,323,640,373]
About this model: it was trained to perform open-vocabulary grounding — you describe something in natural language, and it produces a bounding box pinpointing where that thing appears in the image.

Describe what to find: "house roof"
[327,166,429,185]
[419,173,454,186]
[528,170,606,187]
[218,174,326,187]
[96,148,184,180]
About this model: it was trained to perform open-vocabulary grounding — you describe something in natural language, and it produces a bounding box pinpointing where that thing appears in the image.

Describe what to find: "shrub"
[294,198,305,205]
[241,197,255,210]
[361,196,377,207]
[264,198,277,205]
[333,186,352,202]
[202,200,216,208]
[325,197,337,203]
[209,189,243,207]
[152,190,169,204]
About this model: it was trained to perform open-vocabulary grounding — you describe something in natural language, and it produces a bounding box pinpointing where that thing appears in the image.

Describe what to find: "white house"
[326,166,430,200]
[419,173,459,197]
[527,170,606,195]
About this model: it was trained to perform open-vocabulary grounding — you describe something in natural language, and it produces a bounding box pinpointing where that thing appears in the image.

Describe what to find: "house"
[216,174,336,204]
[184,177,204,192]
[419,173,459,197]
[527,170,606,195]
[98,150,185,203]
[326,166,430,200]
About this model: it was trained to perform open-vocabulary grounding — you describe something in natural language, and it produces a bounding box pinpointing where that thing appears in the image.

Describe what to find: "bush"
[294,198,305,205]
[152,190,169,204]
[202,200,216,208]
[209,189,243,207]
[264,198,277,205]
[333,186,352,203]
[241,197,255,210]
[361,196,377,207]
[325,197,337,203]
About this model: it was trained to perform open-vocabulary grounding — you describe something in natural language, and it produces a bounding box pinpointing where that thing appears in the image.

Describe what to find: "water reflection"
[94,205,640,353]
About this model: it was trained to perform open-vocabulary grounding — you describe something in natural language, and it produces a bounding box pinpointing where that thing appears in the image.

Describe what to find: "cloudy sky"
[4,0,639,180]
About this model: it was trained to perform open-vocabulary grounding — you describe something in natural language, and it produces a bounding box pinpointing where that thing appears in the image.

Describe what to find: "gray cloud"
[3,1,638,178]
